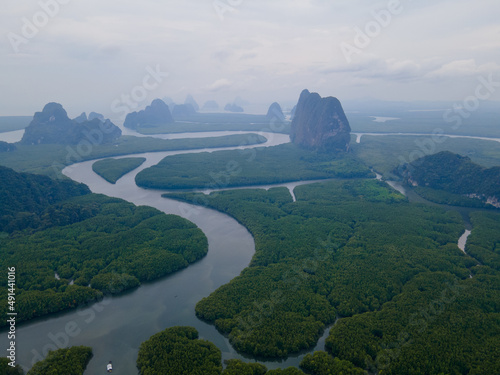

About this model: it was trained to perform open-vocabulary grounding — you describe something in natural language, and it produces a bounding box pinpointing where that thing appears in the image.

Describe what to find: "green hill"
[401,151,500,205]
[0,165,90,233]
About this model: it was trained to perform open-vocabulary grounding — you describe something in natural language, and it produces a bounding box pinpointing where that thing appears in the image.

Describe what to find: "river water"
[4,131,335,373]
[353,132,500,144]
[1,129,486,373]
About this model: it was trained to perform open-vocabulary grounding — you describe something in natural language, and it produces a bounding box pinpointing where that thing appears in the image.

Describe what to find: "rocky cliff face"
[123,99,174,129]
[21,103,121,145]
[290,90,351,152]
[266,102,285,122]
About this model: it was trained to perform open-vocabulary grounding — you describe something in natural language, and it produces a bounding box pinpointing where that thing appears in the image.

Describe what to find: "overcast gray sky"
[1,0,499,118]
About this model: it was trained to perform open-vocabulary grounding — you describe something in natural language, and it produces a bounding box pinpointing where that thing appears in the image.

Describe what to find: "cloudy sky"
[1,0,499,118]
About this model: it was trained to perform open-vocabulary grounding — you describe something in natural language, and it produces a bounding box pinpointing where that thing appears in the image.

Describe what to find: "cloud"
[425,59,500,79]
[205,79,233,92]
[319,55,425,81]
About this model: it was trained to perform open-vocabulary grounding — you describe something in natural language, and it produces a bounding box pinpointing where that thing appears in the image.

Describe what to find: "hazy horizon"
[1,0,499,117]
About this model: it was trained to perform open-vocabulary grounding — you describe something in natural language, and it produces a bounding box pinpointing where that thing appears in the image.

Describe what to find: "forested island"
[92,157,146,184]
[0,166,208,325]
[137,326,315,375]
[166,179,499,373]
[136,143,372,190]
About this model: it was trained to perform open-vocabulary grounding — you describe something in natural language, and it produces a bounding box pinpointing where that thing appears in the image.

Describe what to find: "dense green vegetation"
[137,143,373,190]
[401,151,500,199]
[300,351,365,375]
[0,133,266,179]
[325,270,500,375]
[136,329,306,375]
[222,360,304,374]
[0,167,208,326]
[0,358,24,375]
[26,346,92,375]
[351,135,500,179]
[0,166,90,233]
[166,180,485,364]
[413,186,491,208]
[135,113,290,134]
[467,212,500,270]
[0,194,208,325]
[137,326,222,375]
[92,157,146,183]
[222,360,268,375]
[0,116,32,132]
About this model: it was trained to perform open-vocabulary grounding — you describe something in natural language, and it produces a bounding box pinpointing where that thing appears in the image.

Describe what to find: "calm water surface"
[2,129,485,373]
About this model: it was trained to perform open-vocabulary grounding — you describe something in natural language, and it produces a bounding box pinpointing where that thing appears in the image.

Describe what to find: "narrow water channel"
[1,129,488,373]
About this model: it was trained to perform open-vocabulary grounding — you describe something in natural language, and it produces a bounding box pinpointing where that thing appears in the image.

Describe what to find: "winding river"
[6,131,338,374]
[1,128,489,373]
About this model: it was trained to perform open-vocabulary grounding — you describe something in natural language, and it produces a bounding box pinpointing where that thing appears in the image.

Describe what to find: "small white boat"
[107,361,113,372]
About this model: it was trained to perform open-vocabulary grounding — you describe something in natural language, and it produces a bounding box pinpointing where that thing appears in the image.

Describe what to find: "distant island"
[224,102,244,112]
[266,102,286,122]
[20,103,121,145]
[184,94,200,111]
[172,103,197,119]
[124,99,174,129]
[202,100,219,111]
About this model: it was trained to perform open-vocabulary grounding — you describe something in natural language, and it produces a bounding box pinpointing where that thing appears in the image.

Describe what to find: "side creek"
[1,130,489,373]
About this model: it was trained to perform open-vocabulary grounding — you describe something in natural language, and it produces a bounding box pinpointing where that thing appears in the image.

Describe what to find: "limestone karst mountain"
[123,99,174,129]
[21,103,121,145]
[290,89,351,152]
